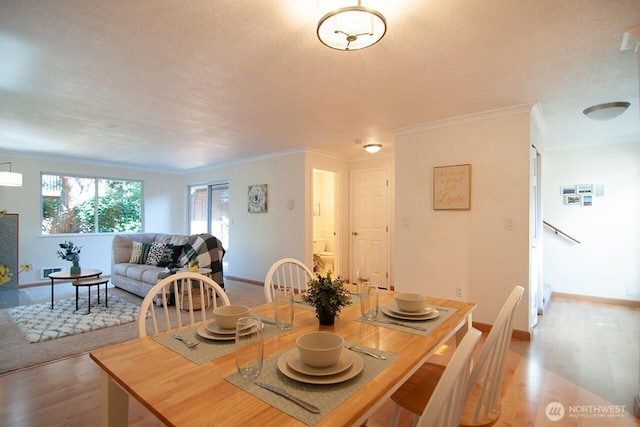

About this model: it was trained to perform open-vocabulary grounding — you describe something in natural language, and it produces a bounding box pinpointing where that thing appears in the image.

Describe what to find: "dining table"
[90,288,476,427]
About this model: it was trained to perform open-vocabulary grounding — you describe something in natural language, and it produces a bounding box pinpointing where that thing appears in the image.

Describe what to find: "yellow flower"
[19,264,31,272]
[0,264,12,285]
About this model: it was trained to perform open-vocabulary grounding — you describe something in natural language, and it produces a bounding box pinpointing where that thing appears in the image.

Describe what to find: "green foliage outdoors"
[42,177,142,234]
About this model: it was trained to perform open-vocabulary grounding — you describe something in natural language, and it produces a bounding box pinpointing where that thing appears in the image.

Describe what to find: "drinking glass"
[360,282,379,320]
[235,317,264,379]
[274,288,294,330]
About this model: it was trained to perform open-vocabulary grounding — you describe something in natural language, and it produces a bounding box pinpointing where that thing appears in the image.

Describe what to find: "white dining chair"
[138,271,231,338]
[263,258,314,303]
[389,285,525,427]
[417,328,482,427]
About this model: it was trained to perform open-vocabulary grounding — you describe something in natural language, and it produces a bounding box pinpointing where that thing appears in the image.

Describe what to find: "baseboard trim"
[472,321,531,341]
[551,292,640,308]
[226,276,264,287]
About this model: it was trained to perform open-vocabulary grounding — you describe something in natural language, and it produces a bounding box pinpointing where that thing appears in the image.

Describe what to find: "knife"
[250,315,276,325]
[374,318,427,331]
[255,382,321,414]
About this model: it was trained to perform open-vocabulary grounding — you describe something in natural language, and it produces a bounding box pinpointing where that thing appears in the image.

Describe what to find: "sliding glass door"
[189,183,229,250]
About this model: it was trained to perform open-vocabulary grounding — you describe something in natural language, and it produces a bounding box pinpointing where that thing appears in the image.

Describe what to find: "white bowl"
[296,332,344,368]
[395,293,427,313]
[213,305,251,329]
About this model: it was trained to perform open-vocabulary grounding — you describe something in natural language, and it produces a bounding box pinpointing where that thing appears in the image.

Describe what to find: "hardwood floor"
[1,295,638,426]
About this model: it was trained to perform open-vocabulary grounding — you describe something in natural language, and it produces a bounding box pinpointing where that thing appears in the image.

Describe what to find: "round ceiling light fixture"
[317,1,387,51]
[582,102,630,121]
[363,143,382,153]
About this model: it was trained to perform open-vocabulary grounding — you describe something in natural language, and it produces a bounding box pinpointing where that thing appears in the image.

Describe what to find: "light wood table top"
[90,291,475,426]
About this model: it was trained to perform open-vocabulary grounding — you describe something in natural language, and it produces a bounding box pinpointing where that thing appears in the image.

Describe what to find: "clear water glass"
[360,282,379,320]
[274,288,294,330]
[235,317,264,379]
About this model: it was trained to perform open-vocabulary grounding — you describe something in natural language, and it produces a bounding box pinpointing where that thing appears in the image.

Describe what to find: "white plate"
[286,349,353,377]
[205,321,236,335]
[389,303,435,316]
[197,325,236,341]
[382,306,440,321]
[278,350,363,384]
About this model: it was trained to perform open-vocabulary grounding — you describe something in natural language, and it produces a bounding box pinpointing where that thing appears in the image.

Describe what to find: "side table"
[48,269,102,309]
[73,277,110,314]
[177,268,213,310]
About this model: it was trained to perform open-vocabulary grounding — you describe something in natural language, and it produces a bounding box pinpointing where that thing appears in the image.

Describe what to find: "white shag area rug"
[8,296,141,343]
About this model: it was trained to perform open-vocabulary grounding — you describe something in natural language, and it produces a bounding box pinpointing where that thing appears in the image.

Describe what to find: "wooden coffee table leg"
[105,283,108,307]
[87,286,91,314]
[75,284,79,311]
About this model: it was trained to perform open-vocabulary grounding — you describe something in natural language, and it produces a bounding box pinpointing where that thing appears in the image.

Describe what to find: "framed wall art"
[248,184,268,213]
[433,164,471,210]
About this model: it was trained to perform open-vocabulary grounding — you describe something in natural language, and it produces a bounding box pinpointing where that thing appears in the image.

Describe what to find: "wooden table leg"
[100,371,129,427]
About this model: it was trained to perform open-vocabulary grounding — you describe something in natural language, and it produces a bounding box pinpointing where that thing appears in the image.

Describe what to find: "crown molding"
[392,104,536,136]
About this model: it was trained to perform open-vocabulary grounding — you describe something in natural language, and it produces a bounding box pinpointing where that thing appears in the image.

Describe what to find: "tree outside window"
[41,174,142,234]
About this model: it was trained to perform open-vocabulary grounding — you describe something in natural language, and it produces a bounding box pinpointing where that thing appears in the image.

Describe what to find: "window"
[189,183,229,249]
[41,174,143,234]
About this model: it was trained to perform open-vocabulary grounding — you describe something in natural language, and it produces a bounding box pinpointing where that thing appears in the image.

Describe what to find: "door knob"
[352,232,359,236]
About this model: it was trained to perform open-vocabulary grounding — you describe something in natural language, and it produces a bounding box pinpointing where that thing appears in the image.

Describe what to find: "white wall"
[394,108,532,331]
[542,142,640,301]
[186,151,307,283]
[0,154,186,285]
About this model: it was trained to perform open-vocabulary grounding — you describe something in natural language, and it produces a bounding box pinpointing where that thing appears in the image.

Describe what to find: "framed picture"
[561,185,576,195]
[433,164,471,210]
[581,194,593,207]
[576,184,592,194]
[248,184,268,213]
[564,195,580,205]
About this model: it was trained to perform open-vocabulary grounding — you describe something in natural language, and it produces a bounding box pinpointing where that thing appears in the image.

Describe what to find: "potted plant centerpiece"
[188,258,199,272]
[57,241,82,275]
[303,271,351,326]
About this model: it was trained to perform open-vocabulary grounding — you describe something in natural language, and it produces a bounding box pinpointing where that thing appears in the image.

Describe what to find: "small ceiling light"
[0,162,22,187]
[583,102,630,121]
[317,1,387,51]
[364,143,382,153]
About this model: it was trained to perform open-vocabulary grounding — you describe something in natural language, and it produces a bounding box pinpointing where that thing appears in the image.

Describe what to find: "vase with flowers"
[57,241,82,275]
[302,271,351,326]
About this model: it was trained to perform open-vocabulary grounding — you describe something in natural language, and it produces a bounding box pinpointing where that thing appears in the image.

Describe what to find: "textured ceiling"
[0,0,639,172]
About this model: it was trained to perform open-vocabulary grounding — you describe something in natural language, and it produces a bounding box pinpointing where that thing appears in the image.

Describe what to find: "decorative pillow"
[138,242,153,265]
[156,244,173,267]
[178,244,197,267]
[170,245,185,263]
[129,242,144,263]
[146,242,167,266]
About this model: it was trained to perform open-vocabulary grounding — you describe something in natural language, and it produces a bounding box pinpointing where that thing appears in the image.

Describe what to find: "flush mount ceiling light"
[583,102,630,121]
[317,1,387,51]
[364,143,382,153]
[0,161,22,187]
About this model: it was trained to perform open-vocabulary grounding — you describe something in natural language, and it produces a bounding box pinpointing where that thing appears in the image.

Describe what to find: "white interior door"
[529,146,542,327]
[350,169,389,288]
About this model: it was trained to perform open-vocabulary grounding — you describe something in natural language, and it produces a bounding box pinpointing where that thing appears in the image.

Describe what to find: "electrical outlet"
[456,286,463,298]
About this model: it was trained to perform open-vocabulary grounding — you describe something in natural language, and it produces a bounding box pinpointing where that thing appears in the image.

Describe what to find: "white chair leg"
[388,403,401,427]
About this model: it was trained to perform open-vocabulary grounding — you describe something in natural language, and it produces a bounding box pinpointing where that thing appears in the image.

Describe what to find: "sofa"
[111,232,225,299]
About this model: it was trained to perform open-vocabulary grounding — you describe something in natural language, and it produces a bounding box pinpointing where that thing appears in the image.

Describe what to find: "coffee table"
[48,269,102,309]
[73,277,110,314]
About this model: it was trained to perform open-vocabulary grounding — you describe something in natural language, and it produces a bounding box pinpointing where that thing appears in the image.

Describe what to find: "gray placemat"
[154,321,284,365]
[354,304,457,336]
[226,342,397,426]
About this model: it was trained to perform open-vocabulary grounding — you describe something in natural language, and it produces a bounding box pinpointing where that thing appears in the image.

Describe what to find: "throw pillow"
[157,244,178,267]
[146,242,167,266]
[138,242,153,264]
[129,242,144,263]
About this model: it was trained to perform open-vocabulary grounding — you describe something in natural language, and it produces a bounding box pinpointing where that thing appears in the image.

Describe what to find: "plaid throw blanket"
[183,233,225,287]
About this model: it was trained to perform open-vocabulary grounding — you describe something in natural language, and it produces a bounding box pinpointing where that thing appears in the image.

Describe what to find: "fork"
[173,334,199,349]
[344,345,386,360]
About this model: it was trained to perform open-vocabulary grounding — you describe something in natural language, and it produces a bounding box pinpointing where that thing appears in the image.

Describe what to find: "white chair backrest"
[467,285,525,423]
[263,258,314,302]
[417,328,482,427]
[138,272,231,338]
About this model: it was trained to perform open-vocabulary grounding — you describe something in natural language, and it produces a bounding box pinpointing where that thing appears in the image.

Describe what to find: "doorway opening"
[312,169,339,276]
